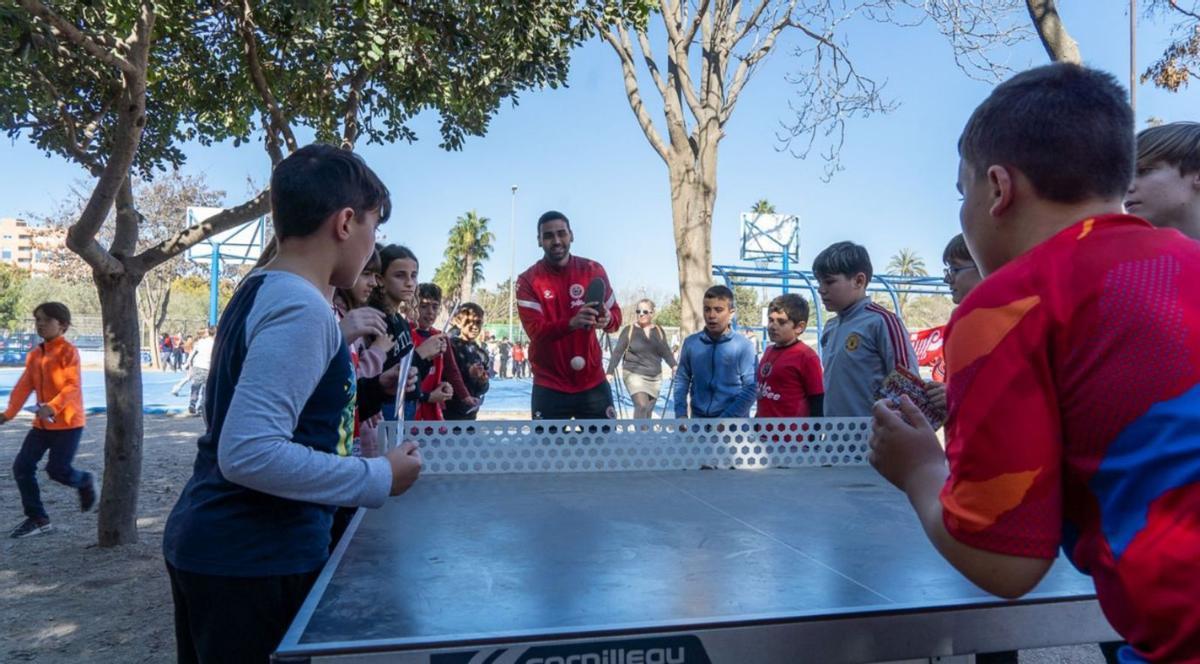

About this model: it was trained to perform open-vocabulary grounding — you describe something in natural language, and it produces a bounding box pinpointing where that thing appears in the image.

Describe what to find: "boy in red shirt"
[756,294,823,418]
[870,63,1200,662]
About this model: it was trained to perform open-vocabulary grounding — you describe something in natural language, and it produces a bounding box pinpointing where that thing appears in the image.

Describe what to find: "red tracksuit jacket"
[516,255,621,393]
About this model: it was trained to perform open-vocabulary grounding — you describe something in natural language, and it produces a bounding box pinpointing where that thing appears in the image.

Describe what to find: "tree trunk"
[145,316,162,371]
[1025,0,1082,63]
[668,151,717,337]
[460,254,474,303]
[95,271,146,546]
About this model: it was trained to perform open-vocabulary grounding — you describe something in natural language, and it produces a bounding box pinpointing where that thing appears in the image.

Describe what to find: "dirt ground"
[0,414,1108,663]
[1,414,201,663]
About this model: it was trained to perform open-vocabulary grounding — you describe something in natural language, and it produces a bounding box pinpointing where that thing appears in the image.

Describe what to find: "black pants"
[166,562,319,664]
[12,427,88,520]
[532,381,614,420]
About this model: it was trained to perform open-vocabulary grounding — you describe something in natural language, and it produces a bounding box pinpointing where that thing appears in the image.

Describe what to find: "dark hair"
[958,63,1134,203]
[368,244,418,311]
[33,301,71,328]
[334,246,383,309]
[379,244,417,273]
[537,210,570,232]
[269,143,391,240]
[942,233,973,265]
[768,294,809,325]
[362,245,382,275]
[1137,121,1200,175]
[703,285,735,305]
[813,241,873,282]
[418,282,442,302]
[454,302,485,321]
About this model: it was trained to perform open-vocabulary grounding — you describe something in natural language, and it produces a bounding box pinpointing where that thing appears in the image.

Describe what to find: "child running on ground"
[162,144,422,663]
[869,63,1200,662]
[814,241,919,416]
[1126,120,1200,240]
[755,294,824,418]
[5,302,94,539]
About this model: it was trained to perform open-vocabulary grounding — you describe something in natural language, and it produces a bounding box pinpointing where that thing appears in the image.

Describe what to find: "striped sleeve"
[866,303,919,372]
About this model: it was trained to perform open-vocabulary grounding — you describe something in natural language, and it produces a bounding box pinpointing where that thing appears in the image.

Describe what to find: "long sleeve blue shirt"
[673,328,758,418]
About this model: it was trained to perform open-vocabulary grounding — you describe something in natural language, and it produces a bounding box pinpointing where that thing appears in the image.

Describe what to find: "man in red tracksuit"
[517,210,622,419]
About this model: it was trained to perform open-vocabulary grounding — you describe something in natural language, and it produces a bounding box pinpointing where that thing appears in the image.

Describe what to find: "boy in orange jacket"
[4,302,93,539]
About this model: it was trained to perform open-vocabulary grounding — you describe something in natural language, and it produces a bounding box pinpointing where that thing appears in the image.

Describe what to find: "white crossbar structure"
[378,417,871,475]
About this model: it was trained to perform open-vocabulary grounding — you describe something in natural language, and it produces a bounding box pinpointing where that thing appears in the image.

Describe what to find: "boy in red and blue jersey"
[869,63,1200,662]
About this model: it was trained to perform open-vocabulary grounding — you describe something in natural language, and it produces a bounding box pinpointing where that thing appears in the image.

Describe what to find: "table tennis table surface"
[274,465,1113,663]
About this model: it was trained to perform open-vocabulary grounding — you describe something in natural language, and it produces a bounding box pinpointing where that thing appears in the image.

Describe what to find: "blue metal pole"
[782,242,790,294]
[209,244,220,326]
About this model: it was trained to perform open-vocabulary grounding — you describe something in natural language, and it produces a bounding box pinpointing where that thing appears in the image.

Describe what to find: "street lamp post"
[508,185,517,341]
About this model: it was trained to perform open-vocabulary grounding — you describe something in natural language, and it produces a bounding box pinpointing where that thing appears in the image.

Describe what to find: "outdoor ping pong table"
[273,417,1118,663]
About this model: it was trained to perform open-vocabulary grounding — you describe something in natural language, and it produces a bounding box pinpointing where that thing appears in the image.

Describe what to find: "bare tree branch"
[341,67,371,150]
[684,0,712,44]
[1025,0,1082,63]
[660,0,708,121]
[16,0,139,76]
[234,0,299,153]
[724,5,796,120]
[133,189,271,272]
[1167,0,1200,21]
[776,19,896,181]
[734,0,774,44]
[598,23,671,163]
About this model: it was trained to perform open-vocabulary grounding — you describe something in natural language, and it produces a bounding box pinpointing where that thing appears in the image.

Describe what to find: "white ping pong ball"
[570,356,585,371]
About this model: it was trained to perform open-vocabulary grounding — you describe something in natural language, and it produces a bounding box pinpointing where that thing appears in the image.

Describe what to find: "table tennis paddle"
[583,277,606,309]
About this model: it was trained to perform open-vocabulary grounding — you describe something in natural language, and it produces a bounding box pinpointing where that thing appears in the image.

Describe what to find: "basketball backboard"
[740,212,799,262]
[185,207,268,264]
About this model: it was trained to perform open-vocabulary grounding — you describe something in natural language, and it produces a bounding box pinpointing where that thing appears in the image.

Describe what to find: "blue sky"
[2,3,1197,303]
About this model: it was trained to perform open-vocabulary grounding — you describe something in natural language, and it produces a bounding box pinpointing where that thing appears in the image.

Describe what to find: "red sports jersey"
[941,215,1200,662]
[516,256,621,394]
[755,341,824,417]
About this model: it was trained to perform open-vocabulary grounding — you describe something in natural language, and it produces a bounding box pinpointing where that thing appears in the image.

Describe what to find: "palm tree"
[435,210,495,305]
[886,248,927,315]
[751,198,776,214]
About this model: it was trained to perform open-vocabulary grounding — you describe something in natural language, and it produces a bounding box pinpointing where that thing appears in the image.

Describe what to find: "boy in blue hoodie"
[673,285,757,418]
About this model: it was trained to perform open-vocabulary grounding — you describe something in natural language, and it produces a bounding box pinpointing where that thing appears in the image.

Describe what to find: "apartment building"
[0,217,64,275]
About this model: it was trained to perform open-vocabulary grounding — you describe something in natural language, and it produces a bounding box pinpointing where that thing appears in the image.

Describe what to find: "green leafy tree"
[656,296,682,328]
[1,0,647,546]
[887,248,928,315]
[0,263,29,331]
[19,277,101,321]
[733,282,760,328]
[751,199,776,214]
[433,210,495,307]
